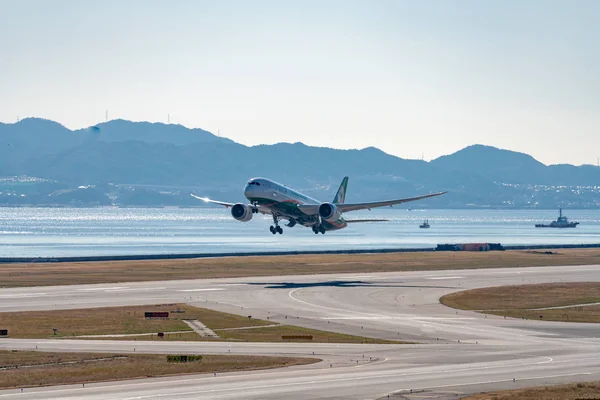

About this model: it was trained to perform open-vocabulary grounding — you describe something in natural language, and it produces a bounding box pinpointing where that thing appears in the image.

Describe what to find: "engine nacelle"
[231,203,253,222]
[318,202,341,222]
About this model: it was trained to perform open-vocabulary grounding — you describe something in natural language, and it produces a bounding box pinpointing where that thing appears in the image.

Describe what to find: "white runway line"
[76,287,129,291]
[109,287,168,292]
[0,293,47,298]
[427,276,464,280]
[177,288,225,292]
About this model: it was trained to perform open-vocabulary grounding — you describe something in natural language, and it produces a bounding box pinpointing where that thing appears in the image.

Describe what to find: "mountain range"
[1,118,599,208]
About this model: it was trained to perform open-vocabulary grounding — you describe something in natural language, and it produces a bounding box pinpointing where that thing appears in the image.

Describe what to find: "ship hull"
[535,223,579,228]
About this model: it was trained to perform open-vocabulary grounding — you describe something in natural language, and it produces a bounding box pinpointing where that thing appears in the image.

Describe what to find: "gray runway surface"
[1,264,600,399]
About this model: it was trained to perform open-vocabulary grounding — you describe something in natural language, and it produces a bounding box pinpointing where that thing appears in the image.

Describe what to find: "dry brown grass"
[0,304,273,338]
[463,381,600,400]
[0,350,319,389]
[118,326,400,344]
[216,325,400,344]
[441,282,600,323]
[0,304,401,343]
[2,249,600,288]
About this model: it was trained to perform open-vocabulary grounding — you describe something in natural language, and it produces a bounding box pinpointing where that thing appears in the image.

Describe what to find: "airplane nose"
[244,185,252,198]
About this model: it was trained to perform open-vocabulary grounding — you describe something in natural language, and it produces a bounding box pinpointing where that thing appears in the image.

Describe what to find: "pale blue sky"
[1,0,599,165]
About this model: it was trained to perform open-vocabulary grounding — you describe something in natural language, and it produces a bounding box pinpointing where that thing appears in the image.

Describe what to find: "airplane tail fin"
[332,176,349,204]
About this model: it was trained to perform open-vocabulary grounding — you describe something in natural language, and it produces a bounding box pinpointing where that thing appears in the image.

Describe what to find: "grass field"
[0,304,273,338]
[2,248,600,288]
[462,381,600,400]
[0,350,319,389]
[0,303,400,343]
[440,282,600,323]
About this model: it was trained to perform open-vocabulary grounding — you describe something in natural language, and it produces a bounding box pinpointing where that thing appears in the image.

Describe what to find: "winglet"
[190,194,209,202]
[333,176,349,204]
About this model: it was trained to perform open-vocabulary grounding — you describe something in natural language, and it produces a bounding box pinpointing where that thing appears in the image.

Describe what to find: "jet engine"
[318,202,341,222]
[231,203,253,222]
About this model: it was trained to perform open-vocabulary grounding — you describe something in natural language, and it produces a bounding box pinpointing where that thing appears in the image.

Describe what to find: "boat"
[535,208,579,228]
[419,219,430,229]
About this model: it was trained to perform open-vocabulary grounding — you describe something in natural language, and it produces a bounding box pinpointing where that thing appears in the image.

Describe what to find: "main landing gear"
[312,224,326,235]
[270,214,283,235]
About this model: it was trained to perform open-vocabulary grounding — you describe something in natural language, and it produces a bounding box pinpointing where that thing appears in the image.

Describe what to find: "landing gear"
[270,225,283,235]
[270,214,283,235]
[251,201,259,214]
[312,224,326,235]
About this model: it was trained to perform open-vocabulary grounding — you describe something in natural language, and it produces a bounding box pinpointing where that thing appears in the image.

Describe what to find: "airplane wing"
[337,191,447,213]
[190,194,272,215]
[191,194,235,208]
[296,191,446,216]
[296,204,320,215]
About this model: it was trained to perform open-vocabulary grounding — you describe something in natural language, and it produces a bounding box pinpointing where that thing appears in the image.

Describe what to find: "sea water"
[0,207,599,257]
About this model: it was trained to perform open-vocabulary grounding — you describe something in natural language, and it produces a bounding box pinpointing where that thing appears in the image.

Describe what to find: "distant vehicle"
[192,177,446,235]
[419,219,430,229]
[535,208,579,228]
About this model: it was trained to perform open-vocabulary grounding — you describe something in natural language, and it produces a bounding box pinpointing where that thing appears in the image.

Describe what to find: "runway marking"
[177,288,225,292]
[2,353,591,399]
[0,293,47,299]
[288,288,385,318]
[427,276,464,280]
[383,372,595,399]
[76,287,128,291]
[113,358,582,400]
[108,287,168,292]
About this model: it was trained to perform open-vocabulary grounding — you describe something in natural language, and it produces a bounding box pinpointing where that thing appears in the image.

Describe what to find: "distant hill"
[1,118,599,208]
[74,119,235,146]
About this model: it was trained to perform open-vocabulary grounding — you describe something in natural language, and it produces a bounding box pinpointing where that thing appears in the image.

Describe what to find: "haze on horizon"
[1,0,599,166]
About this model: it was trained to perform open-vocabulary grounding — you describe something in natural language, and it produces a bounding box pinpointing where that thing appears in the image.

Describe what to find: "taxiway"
[1,264,599,399]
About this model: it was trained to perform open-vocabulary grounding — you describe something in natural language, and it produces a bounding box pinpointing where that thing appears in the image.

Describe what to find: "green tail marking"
[333,176,349,204]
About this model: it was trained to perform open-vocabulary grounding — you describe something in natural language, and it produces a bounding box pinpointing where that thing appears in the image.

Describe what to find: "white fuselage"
[243,178,347,230]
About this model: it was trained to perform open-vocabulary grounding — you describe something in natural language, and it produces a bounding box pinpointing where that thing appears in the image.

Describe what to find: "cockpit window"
[248,181,261,186]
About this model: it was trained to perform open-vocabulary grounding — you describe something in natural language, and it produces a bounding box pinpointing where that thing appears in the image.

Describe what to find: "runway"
[1,264,600,399]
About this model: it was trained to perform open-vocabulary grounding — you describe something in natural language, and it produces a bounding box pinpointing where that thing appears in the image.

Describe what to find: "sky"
[1,0,599,166]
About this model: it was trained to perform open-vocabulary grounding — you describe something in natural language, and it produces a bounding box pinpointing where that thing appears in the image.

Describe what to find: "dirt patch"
[3,248,600,288]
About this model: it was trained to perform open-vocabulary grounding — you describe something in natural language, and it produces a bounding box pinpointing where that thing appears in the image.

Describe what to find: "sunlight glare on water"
[0,207,599,257]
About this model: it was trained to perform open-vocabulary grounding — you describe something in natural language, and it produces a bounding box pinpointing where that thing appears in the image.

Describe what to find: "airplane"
[191,177,446,235]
